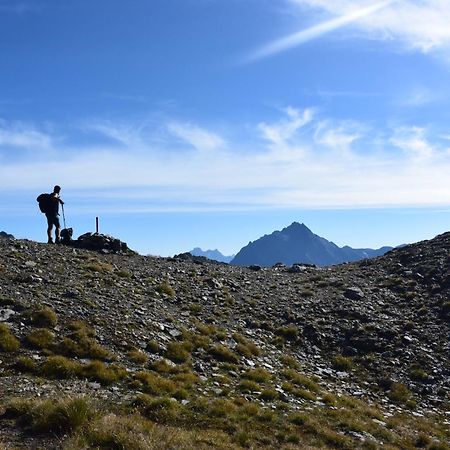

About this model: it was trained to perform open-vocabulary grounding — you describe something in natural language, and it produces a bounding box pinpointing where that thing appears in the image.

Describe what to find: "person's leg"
[46,215,54,243]
[55,216,61,244]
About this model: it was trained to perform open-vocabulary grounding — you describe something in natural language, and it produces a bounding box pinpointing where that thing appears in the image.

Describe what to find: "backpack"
[36,193,52,214]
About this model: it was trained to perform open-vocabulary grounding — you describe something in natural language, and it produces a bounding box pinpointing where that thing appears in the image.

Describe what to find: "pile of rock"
[73,233,131,254]
[0,231,14,240]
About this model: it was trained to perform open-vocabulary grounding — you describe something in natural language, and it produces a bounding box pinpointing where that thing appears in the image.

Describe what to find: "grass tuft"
[0,323,20,352]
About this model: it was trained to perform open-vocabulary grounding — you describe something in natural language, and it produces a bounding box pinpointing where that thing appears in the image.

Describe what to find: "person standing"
[46,185,64,244]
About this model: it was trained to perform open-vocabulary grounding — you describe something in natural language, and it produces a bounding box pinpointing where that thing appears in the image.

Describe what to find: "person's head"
[53,185,61,194]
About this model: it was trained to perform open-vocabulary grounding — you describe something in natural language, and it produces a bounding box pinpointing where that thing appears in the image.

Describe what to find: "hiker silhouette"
[39,185,65,244]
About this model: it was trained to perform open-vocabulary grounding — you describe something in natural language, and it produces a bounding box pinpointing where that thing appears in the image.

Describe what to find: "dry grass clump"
[30,306,58,328]
[127,347,149,365]
[4,397,94,435]
[280,354,301,370]
[57,321,113,361]
[65,412,234,450]
[0,323,20,352]
[282,382,317,401]
[237,380,260,393]
[15,356,37,372]
[281,369,320,392]
[275,325,300,342]
[242,367,271,383]
[165,341,191,364]
[133,371,179,397]
[146,339,160,354]
[82,261,114,273]
[37,355,127,384]
[133,395,182,423]
[259,389,279,401]
[208,344,240,364]
[156,280,175,298]
[40,355,80,379]
[232,333,261,357]
[26,328,55,350]
[332,355,354,371]
[388,382,413,405]
[80,360,128,385]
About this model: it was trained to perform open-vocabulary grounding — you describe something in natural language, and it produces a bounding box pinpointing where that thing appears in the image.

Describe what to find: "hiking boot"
[47,238,54,244]
[55,237,61,244]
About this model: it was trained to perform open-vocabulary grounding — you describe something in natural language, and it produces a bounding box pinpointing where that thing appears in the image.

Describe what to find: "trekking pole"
[61,204,67,229]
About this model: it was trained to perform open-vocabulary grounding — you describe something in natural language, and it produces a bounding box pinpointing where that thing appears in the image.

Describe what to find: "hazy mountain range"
[189,247,235,264]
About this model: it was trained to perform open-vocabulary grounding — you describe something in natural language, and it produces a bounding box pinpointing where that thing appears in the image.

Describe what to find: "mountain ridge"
[232,222,393,267]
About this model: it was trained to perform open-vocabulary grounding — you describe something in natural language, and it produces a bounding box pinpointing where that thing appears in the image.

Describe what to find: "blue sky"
[1,0,450,255]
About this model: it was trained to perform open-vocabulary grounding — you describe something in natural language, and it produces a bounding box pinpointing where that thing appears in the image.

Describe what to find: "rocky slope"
[232,222,393,267]
[0,232,449,449]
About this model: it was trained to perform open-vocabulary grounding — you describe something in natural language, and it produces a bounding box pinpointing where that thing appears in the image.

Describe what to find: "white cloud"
[245,1,393,62]
[167,122,225,152]
[288,0,450,54]
[314,120,363,157]
[0,120,52,149]
[390,126,434,161]
[1,109,450,211]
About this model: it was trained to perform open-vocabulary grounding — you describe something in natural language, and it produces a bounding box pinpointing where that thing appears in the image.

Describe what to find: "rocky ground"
[0,232,449,449]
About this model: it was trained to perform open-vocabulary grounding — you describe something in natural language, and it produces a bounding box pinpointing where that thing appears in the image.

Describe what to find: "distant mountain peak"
[189,248,235,264]
[231,223,392,267]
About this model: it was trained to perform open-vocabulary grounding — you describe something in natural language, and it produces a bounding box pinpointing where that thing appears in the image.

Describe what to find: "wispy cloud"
[0,120,52,150]
[1,109,450,211]
[390,126,434,161]
[396,86,439,107]
[288,0,450,56]
[167,122,225,152]
[244,1,393,62]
